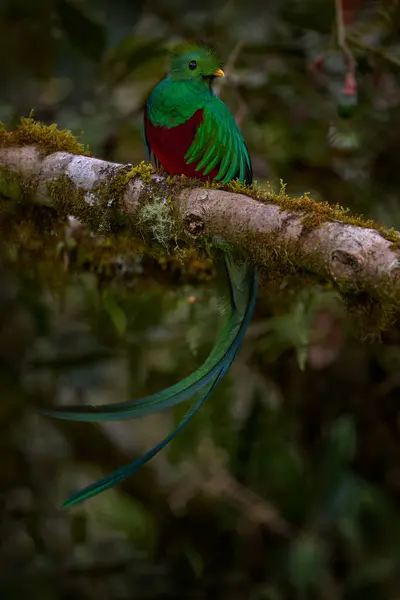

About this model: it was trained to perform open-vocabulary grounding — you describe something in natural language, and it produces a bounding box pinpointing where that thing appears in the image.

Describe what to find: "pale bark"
[1,145,400,305]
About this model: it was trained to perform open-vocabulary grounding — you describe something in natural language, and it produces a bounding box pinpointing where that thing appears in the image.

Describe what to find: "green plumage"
[186,94,251,182]
[145,43,252,183]
[42,43,258,507]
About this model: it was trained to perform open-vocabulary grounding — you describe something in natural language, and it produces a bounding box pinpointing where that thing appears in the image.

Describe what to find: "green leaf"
[182,546,204,579]
[102,291,127,336]
[288,534,328,591]
[314,417,357,520]
[92,489,156,552]
[328,415,357,464]
[56,0,106,61]
[258,287,342,369]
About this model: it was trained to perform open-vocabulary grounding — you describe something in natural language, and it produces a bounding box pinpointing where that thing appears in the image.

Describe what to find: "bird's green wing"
[184,95,252,184]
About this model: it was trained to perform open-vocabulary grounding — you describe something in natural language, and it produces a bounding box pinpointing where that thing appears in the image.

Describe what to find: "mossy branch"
[1,119,400,311]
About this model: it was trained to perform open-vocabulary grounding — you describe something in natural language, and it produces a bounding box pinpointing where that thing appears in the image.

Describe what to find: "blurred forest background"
[1,0,400,598]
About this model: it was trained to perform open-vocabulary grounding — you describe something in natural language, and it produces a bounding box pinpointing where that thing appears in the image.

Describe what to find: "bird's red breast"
[144,108,219,180]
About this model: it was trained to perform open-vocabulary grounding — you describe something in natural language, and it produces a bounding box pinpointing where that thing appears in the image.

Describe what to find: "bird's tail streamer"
[41,250,257,423]
[42,247,257,506]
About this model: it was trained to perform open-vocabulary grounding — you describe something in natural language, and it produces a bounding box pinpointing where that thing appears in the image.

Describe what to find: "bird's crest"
[170,41,218,61]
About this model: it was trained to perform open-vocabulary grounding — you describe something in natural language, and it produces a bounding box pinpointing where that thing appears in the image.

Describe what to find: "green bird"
[42,42,258,507]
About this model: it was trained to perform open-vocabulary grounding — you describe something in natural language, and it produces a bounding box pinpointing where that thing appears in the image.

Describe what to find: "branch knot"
[330,249,363,278]
[184,213,205,237]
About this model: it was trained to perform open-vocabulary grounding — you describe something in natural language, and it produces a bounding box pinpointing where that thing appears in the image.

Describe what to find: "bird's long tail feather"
[41,251,257,423]
[43,249,257,507]
[62,371,224,507]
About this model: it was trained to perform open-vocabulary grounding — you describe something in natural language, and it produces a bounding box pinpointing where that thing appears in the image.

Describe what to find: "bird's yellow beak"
[213,68,225,77]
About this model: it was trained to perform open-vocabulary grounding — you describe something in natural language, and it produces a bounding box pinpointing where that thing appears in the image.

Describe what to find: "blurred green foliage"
[1,0,400,598]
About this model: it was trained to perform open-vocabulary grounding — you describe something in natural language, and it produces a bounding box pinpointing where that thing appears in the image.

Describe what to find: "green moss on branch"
[0,117,91,156]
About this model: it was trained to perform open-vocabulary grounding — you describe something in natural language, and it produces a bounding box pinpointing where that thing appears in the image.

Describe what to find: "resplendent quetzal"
[42,43,258,507]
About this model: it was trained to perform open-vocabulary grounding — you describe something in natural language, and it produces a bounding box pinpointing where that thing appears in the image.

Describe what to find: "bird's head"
[168,43,224,83]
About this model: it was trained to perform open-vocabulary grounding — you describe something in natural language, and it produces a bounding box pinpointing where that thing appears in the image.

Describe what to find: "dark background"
[1,0,400,598]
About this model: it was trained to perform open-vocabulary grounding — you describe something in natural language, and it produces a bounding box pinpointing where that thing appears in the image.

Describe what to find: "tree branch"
[1,144,400,309]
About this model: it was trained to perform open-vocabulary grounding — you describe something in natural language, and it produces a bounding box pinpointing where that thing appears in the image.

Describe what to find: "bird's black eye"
[188,60,197,70]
